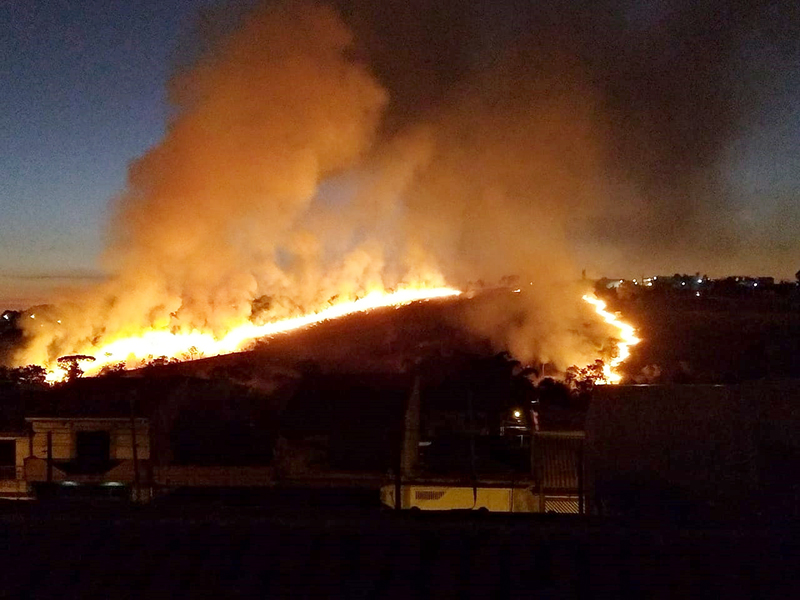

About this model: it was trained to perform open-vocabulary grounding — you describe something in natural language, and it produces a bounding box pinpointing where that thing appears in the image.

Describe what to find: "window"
[76,431,111,465]
[0,440,16,479]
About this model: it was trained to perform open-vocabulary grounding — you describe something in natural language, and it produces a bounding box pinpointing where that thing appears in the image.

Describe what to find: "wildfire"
[40,287,640,386]
[581,294,641,384]
[44,287,462,383]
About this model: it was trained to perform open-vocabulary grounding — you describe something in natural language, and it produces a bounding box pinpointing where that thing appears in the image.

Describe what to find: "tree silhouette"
[57,355,96,381]
[97,362,126,377]
[565,360,606,397]
[0,365,47,387]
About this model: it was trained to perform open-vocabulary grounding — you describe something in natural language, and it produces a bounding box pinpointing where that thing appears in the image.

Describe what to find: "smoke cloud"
[13,0,799,371]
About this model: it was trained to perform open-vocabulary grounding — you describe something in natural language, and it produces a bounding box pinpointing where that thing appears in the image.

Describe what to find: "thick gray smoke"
[339,0,799,274]
[14,0,799,370]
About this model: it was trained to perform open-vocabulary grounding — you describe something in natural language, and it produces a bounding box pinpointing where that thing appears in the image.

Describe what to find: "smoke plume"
[13,0,798,371]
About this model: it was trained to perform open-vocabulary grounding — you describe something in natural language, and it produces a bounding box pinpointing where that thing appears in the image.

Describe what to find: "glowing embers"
[581,294,641,384]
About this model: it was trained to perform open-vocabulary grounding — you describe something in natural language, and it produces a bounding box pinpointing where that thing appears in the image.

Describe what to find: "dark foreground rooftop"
[0,499,797,599]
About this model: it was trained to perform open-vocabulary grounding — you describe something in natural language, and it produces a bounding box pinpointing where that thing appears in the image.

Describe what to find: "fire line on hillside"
[38,288,640,386]
[581,294,641,384]
[42,287,462,383]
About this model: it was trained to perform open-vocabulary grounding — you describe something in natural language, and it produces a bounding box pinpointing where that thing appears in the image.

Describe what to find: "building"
[0,426,30,499]
[383,374,586,513]
[587,383,800,519]
[24,414,149,500]
[0,375,282,501]
[0,377,153,501]
[0,383,31,499]
[530,431,586,513]
[379,430,586,513]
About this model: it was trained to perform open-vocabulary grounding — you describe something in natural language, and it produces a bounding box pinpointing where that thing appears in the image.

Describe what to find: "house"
[0,427,30,499]
[380,430,587,513]
[22,379,151,501]
[0,379,151,502]
[0,383,32,499]
[24,416,149,500]
[383,372,586,513]
[19,376,284,498]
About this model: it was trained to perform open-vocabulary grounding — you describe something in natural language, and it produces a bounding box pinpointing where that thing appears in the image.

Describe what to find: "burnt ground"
[147,294,490,383]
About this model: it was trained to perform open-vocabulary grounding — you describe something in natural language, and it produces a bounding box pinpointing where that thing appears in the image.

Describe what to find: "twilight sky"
[1,0,221,307]
[1,0,799,309]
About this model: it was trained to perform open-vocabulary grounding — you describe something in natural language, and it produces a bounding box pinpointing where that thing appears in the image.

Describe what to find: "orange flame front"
[581,294,641,384]
[44,287,462,383]
[42,288,640,385]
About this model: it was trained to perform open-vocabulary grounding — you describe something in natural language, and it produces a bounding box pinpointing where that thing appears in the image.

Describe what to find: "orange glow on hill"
[44,287,462,383]
[41,288,641,386]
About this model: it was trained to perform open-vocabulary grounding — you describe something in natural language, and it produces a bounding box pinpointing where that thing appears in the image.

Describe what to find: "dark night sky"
[1,0,799,308]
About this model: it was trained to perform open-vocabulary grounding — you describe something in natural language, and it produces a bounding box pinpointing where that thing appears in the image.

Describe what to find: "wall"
[28,419,150,461]
[0,436,29,495]
[586,385,759,510]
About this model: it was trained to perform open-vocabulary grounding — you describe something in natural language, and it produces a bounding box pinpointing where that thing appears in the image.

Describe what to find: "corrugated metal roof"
[533,432,584,492]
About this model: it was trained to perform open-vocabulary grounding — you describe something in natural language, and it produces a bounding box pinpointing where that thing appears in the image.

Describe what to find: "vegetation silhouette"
[56,354,96,381]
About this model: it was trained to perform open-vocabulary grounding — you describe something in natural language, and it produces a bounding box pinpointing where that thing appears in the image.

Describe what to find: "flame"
[581,294,641,384]
[44,287,462,383]
[40,288,640,386]
[44,367,68,385]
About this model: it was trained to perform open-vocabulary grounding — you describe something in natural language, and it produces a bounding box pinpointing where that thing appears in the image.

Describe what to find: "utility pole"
[401,375,421,477]
[129,395,140,502]
[397,374,421,510]
[46,431,52,483]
